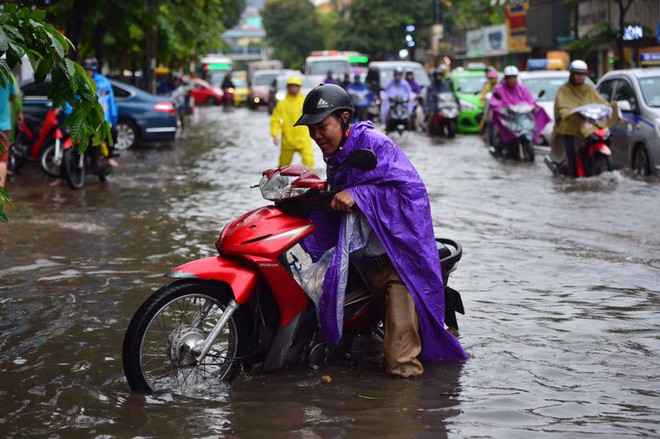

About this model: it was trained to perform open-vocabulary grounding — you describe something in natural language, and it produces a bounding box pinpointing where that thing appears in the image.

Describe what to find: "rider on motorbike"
[479,67,499,106]
[425,67,456,133]
[380,67,413,128]
[488,65,550,157]
[479,67,500,142]
[552,60,615,178]
[294,84,468,377]
[346,74,373,122]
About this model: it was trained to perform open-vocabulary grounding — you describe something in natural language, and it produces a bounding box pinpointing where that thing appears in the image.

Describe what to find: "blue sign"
[641,52,660,62]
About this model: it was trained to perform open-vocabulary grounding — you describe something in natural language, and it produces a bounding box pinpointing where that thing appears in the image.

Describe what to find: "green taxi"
[446,69,488,134]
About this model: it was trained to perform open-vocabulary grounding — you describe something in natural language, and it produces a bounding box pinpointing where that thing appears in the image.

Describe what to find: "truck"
[247,60,283,85]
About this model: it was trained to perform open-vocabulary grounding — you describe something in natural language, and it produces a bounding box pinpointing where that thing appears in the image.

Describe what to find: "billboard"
[506,1,531,53]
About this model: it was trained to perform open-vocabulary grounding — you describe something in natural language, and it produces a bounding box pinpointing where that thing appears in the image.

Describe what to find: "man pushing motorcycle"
[294,84,468,378]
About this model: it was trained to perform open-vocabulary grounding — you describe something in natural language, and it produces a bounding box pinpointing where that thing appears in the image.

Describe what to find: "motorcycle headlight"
[460,99,477,111]
[259,173,310,201]
[276,91,285,101]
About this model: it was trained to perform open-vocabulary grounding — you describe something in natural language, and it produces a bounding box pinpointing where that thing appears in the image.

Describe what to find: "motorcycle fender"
[166,256,257,304]
[596,143,612,156]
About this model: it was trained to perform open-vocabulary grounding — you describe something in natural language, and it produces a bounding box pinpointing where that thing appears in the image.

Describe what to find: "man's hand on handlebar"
[330,190,355,212]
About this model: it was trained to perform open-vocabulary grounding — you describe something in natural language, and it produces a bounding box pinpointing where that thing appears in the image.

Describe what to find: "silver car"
[596,68,660,176]
[519,70,595,145]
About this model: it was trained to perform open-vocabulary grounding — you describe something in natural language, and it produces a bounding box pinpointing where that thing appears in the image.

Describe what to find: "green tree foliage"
[336,0,435,60]
[21,0,243,72]
[0,4,110,223]
[261,0,324,69]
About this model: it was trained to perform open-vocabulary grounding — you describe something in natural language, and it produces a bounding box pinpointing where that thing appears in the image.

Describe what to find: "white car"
[519,70,595,145]
[596,68,660,176]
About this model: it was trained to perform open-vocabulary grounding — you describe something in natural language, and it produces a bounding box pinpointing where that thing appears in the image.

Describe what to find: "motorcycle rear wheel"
[61,148,85,189]
[122,280,249,394]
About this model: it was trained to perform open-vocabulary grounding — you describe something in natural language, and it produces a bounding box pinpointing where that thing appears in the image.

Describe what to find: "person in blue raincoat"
[294,84,467,378]
[82,57,119,166]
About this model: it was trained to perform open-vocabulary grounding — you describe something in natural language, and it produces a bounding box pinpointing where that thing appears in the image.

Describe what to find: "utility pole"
[431,0,444,66]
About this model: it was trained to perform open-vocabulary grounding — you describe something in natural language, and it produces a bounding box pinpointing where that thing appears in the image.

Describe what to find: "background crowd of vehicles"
[12,49,660,180]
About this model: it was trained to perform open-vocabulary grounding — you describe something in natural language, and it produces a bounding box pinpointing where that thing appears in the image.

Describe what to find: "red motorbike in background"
[545,103,615,177]
[9,110,71,177]
[122,149,466,394]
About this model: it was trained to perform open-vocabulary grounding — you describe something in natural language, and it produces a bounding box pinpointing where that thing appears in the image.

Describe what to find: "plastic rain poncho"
[301,121,468,362]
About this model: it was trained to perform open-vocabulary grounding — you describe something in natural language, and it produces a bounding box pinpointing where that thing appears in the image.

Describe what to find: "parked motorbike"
[122,149,466,394]
[544,103,614,177]
[385,95,411,135]
[9,110,68,177]
[428,92,459,138]
[60,140,113,189]
[491,103,537,161]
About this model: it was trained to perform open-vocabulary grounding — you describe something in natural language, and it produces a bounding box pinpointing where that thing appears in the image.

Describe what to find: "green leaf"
[34,57,53,83]
[29,9,47,22]
[46,31,65,57]
[0,28,8,52]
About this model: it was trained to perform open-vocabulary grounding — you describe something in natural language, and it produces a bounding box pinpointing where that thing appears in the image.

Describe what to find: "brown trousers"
[366,259,424,378]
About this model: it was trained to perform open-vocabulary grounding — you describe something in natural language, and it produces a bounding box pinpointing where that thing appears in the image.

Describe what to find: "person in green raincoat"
[552,59,618,177]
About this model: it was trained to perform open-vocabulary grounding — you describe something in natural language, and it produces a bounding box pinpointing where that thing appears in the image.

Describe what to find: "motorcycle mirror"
[538,89,546,99]
[346,149,377,171]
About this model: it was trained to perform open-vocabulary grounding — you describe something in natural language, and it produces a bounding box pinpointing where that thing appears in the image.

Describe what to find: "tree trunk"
[64,0,90,61]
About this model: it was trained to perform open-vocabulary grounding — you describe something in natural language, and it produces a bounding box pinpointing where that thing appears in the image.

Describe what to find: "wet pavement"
[1,106,659,438]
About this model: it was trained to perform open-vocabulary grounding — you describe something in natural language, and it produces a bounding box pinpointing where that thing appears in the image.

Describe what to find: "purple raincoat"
[489,81,550,144]
[302,121,467,362]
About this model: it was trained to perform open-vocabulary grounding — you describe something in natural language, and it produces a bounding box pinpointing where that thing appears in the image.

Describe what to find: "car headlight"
[259,173,310,201]
[654,118,660,138]
[460,99,477,111]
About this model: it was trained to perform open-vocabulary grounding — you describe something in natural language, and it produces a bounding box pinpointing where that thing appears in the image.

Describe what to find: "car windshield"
[455,76,486,94]
[521,76,567,101]
[638,76,660,107]
[306,60,351,76]
[254,72,280,86]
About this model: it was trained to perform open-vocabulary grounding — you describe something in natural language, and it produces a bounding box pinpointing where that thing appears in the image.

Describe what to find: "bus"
[200,54,233,87]
[304,50,369,83]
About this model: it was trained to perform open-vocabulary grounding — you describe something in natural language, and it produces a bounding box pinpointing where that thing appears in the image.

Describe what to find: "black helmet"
[82,57,98,71]
[294,84,354,126]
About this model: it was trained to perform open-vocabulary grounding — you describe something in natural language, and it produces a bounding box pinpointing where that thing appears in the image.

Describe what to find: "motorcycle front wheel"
[40,142,62,178]
[522,139,535,162]
[122,280,249,394]
[60,148,85,189]
[593,153,613,175]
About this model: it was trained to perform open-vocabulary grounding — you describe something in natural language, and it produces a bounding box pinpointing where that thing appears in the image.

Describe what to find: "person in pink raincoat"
[488,65,550,158]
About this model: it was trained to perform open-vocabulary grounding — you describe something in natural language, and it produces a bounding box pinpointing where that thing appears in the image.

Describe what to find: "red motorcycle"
[545,104,614,178]
[10,110,71,177]
[122,149,466,393]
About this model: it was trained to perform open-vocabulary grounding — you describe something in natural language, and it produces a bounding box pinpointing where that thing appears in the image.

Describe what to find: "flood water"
[1,106,659,438]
